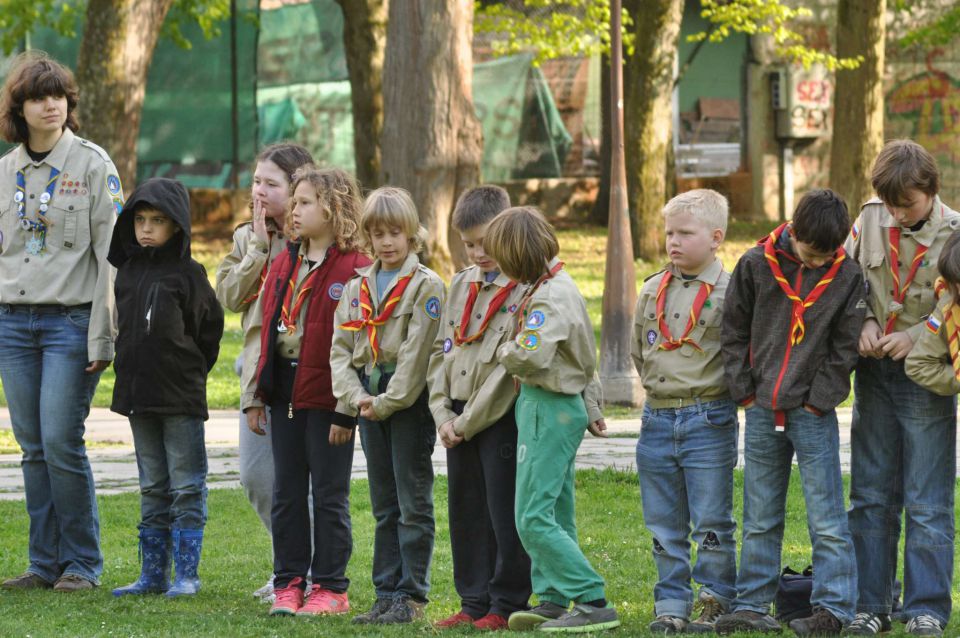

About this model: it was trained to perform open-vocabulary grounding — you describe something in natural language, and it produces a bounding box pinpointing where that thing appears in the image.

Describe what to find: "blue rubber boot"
[166,529,203,597]
[112,528,171,596]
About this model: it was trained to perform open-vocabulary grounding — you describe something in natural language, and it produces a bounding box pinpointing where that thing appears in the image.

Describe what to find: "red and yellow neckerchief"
[454,277,517,346]
[654,270,713,352]
[339,270,414,364]
[933,277,960,381]
[278,254,320,334]
[884,226,928,335]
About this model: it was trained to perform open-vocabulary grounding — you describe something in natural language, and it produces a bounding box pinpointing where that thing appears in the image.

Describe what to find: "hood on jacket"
[108,177,192,267]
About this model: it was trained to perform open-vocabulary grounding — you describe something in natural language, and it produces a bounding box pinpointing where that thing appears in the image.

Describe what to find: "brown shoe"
[53,574,96,592]
[2,572,53,590]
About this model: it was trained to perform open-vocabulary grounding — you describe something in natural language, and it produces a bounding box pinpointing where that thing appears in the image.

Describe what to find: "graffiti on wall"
[886,51,960,163]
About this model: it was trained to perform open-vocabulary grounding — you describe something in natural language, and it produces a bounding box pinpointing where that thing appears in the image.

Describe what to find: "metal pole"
[229,0,240,193]
[599,0,643,406]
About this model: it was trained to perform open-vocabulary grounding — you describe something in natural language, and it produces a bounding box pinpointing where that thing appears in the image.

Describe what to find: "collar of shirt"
[15,128,74,172]
[466,265,512,288]
[879,196,944,248]
[297,239,328,273]
[667,257,723,286]
[356,251,420,305]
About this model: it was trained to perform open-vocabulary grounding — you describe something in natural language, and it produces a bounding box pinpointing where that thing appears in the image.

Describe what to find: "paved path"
[0,406,917,501]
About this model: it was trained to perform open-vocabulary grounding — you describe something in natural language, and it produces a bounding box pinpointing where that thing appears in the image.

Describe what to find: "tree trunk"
[334,0,387,191]
[380,0,482,278]
[623,0,683,260]
[76,0,174,191]
[589,53,611,226]
[829,0,886,214]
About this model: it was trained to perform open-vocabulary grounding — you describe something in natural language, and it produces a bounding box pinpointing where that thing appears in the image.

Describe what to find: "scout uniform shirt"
[905,294,960,396]
[632,258,730,402]
[215,221,286,411]
[427,266,530,440]
[496,258,603,423]
[330,252,445,420]
[0,128,120,362]
[845,196,960,343]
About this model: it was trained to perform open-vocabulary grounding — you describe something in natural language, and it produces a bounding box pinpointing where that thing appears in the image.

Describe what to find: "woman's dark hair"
[255,142,314,182]
[0,51,79,144]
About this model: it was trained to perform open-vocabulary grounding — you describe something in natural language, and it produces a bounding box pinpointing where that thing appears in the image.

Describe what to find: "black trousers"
[447,401,532,617]
[269,358,355,591]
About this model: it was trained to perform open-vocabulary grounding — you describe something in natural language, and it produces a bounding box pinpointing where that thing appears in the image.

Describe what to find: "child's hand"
[245,407,267,435]
[878,330,914,360]
[858,318,884,358]
[329,424,354,446]
[358,397,380,421]
[85,360,110,374]
[587,418,608,438]
[252,199,270,245]
[439,420,463,449]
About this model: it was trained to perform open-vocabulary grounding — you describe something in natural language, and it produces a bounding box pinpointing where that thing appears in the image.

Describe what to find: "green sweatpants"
[514,384,607,606]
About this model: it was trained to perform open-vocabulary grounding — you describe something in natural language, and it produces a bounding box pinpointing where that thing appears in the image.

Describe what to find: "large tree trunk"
[829,0,886,214]
[76,0,174,190]
[334,0,387,191]
[623,0,683,260]
[589,53,611,226]
[380,0,482,278]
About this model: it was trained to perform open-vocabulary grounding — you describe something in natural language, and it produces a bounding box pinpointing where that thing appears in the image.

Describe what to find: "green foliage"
[163,0,230,50]
[690,0,862,71]
[474,0,634,65]
[897,4,960,48]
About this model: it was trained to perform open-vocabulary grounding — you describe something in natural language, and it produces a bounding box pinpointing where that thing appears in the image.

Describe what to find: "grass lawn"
[2,469,956,637]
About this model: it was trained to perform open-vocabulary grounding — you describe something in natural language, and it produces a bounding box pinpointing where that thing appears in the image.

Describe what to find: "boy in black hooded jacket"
[107,177,224,599]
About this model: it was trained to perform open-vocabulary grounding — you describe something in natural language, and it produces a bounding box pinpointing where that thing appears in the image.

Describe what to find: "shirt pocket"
[679,296,721,358]
[49,200,91,250]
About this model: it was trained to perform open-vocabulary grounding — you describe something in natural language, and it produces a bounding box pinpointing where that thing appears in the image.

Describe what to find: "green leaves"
[0,0,78,55]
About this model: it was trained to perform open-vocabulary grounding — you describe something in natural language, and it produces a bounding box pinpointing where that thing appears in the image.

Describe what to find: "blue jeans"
[636,399,738,619]
[734,405,856,624]
[128,414,208,531]
[358,371,435,602]
[0,304,102,583]
[849,357,956,626]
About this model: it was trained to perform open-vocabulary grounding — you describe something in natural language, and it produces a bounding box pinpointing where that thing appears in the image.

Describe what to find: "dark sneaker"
[1,572,53,590]
[688,592,726,633]
[351,597,394,625]
[905,615,942,637]
[716,610,783,634]
[538,604,620,633]
[376,594,425,624]
[843,613,892,635]
[649,615,688,634]
[53,574,96,592]
[789,608,842,636]
[509,602,569,631]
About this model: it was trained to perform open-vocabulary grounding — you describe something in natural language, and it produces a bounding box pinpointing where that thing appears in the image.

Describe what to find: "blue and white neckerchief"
[15,165,60,255]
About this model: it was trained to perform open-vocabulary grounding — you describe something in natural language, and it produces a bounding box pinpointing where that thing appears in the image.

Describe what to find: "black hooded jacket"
[107,178,224,419]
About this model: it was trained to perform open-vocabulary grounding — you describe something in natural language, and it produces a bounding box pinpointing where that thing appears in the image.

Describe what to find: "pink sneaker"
[296,585,350,616]
[269,577,305,616]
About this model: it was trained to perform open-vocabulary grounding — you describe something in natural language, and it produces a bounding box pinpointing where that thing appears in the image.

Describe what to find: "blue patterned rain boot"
[166,528,203,597]
[112,528,171,596]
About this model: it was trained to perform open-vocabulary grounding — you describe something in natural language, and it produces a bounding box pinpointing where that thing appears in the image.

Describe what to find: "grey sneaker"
[509,602,569,631]
[649,615,688,634]
[538,604,620,633]
[688,592,725,633]
[375,594,425,624]
[253,576,274,601]
[905,615,942,637]
[1,571,53,590]
[716,610,783,634]
[843,613,892,635]
[351,597,394,624]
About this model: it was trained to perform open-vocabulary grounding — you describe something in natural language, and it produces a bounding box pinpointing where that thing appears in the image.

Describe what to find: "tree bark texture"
[590,53,611,226]
[380,0,482,277]
[829,0,886,215]
[623,0,683,260]
[76,0,175,191]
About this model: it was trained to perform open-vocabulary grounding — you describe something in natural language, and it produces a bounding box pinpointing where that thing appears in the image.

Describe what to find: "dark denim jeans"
[849,357,956,626]
[734,405,856,624]
[358,371,435,602]
[0,304,102,583]
[128,414,208,531]
[636,399,738,618]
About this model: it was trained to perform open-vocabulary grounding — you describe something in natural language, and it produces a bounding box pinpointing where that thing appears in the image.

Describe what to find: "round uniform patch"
[351,297,360,307]
[424,296,441,320]
[518,330,540,351]
[443,338,453,353]
[113,200,123,215]
[646,330,658,346]
[107,174,122,195]
[525,310,545,330]
[328,282,344,300]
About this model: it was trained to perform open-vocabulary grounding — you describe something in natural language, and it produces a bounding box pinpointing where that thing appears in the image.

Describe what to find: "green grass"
[1,471,958,637]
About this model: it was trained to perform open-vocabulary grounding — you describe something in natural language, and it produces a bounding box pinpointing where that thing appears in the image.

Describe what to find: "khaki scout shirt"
[496,259,604,423]
[905,295,960,396]
[274,242,327,360]
[215,221,286,411]
[0,129,120,361]
[330,252,445,420]
[845,197,960,344]
[632,258,730,401]
[427,266,530,440]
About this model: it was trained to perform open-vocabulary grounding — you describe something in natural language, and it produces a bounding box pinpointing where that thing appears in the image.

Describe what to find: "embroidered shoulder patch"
[926,314,942,334]
[107,174,122,196]
[525,310,545,330]
[518,330,540,351]
[424,296,441,320]
[328,282,344,300]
